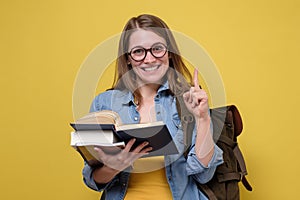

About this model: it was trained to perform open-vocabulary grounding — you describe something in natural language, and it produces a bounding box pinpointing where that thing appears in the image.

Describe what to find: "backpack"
[177,95,253,200]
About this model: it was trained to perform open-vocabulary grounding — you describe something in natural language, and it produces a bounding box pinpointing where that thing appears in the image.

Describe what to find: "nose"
[143,49,156,63]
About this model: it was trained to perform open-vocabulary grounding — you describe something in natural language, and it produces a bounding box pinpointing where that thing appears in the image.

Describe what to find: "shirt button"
[134,117,138,121]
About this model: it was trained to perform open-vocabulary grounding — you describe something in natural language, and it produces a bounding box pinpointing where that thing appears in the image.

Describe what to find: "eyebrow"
[129,42,167,51]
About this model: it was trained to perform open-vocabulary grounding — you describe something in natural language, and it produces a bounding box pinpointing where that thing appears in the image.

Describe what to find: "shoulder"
[90,89,131,112]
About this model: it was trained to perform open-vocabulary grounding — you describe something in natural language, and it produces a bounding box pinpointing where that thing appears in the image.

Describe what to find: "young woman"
[82,14,223,200]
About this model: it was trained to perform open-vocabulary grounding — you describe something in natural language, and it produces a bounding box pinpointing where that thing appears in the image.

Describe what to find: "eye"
[152,44,166,53]
[131,48,145,56]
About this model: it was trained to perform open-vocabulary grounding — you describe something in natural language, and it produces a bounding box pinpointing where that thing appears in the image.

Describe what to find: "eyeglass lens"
[129,43,167,62]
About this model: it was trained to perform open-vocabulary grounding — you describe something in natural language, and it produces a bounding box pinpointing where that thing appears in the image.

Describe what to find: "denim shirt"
[82,82,223,200]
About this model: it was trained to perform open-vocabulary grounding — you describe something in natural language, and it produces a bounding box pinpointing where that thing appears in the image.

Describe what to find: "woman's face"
[127,29,169,85]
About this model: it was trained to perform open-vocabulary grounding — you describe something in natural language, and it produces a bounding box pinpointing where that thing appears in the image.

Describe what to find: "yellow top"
[124,156,173,200]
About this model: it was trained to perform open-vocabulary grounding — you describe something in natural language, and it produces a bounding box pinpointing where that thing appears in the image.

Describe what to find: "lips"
[141,65,160,72]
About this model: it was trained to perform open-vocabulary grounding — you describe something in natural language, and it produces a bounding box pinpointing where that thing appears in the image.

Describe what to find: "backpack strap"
[233,145,253,191]
[197,184,218,200]
[176,94,195,156]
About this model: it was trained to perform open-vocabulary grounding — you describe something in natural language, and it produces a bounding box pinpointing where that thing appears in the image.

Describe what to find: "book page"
[74,110,123,126]
[70,130,121,146]
[116,121,164,131]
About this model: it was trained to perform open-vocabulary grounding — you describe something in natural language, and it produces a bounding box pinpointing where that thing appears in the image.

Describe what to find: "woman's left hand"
[183,69,210,120]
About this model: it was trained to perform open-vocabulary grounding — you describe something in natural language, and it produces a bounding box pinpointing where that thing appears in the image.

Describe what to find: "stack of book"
[70,110,179,166]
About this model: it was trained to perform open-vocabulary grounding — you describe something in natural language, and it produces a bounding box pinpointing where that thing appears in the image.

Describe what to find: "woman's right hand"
[94,138,152,172]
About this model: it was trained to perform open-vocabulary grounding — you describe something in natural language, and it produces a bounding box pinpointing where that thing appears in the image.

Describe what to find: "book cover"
[115,122,179,157]
[70,123,115,131]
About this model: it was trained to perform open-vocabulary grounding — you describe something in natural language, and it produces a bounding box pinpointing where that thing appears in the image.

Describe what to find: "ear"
[127,62,132,69]
[127,57,131,65]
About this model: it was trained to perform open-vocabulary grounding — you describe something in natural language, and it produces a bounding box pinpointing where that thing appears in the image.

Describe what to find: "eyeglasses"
[128,42,168,62]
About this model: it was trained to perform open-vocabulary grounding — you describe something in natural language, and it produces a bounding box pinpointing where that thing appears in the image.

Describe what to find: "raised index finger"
[193,68,200,89]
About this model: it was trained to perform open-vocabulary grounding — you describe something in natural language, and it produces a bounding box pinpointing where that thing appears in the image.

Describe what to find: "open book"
[70,110,179,166]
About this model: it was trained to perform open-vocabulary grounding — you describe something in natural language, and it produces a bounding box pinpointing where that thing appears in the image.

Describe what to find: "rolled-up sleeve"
[82,163,105,191]
[186,143,223,183]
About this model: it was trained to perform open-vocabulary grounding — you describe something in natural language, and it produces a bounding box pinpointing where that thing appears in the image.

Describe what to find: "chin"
[141,75,167,85]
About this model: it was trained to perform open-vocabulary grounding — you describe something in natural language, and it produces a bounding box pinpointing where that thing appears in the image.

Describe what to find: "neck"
[138,83,159,99]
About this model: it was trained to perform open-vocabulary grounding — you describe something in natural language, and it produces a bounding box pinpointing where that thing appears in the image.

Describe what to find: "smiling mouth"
[142,65,160,72]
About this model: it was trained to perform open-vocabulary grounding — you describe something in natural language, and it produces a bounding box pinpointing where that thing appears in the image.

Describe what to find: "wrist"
[93,165,120,184]
[195,115,211,125]
[102,164,120,175]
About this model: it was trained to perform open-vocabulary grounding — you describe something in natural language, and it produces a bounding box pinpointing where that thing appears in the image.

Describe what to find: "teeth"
[143,65,159,71]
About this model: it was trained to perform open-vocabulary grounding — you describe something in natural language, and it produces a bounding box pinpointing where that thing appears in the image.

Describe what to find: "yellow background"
[1,0,299,199]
